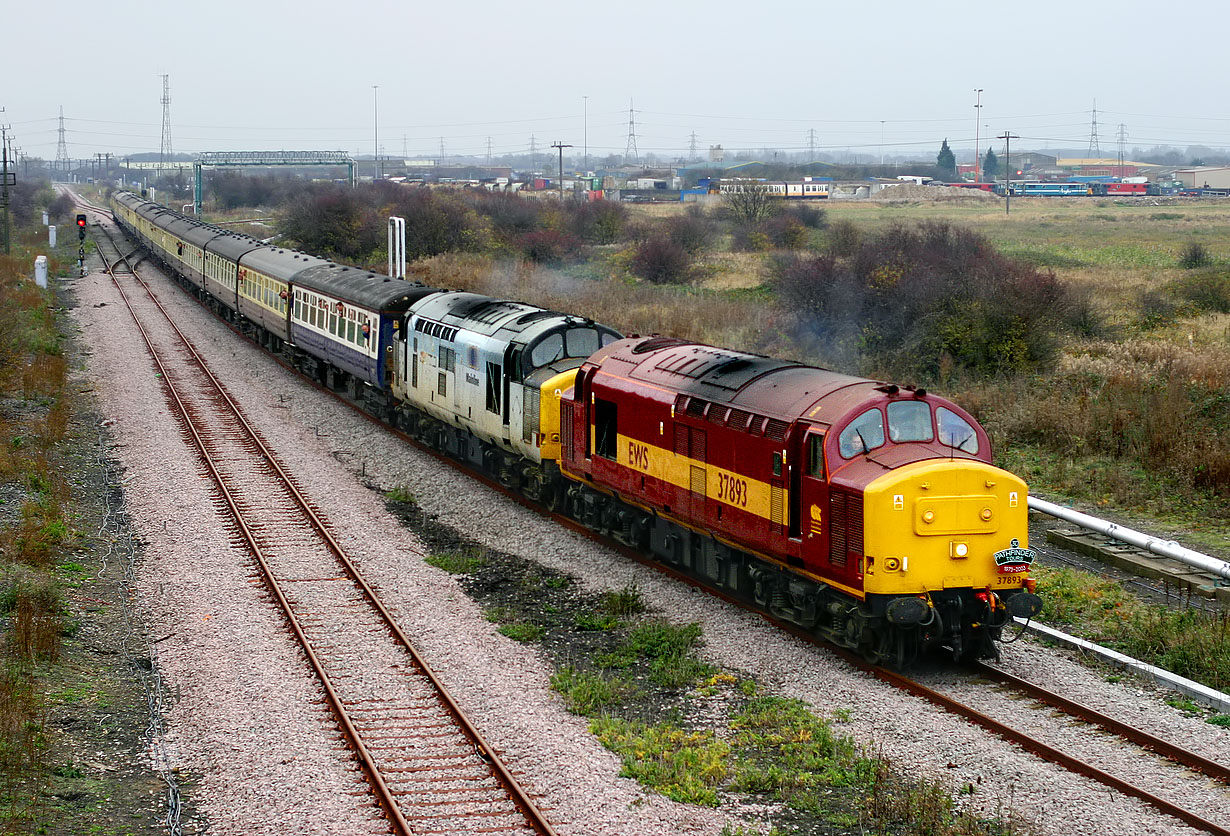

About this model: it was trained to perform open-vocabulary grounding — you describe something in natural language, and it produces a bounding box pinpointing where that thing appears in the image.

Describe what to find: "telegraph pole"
[1,113,12,255]
[551,142,572,202]
[372,85,380,181]
[973,88,983,183]
[998,132,1018,215]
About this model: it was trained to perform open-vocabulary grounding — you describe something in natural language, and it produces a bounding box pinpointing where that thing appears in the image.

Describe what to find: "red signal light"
[76,214,87,228]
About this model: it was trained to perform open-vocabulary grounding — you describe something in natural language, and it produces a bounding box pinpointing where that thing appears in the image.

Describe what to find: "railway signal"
[76,214,87,240]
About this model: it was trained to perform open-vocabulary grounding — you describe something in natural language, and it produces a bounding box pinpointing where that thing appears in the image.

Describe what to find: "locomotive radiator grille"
[829,492,848,567]
[560,401,573,456]
[690,465,706,496]
[770,486,784,525]
[523,386,539,443]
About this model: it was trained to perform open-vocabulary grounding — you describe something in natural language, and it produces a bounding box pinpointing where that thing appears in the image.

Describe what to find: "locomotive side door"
[795,429,830,570]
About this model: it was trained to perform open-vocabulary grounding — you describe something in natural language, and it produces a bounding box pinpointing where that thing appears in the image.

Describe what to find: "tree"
[983,148,999,181]
[936,139,956,180]
[721,183,778,226]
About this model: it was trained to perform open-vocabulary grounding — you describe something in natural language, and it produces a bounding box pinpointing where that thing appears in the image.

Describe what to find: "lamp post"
[372,85,379,182]
[879,120,885,167]
[973,88,983,183]
[583,95,589,175]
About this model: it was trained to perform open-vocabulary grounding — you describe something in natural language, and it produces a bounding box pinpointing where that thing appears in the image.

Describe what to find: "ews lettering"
[627,441,650,471]
[717,473,749,508]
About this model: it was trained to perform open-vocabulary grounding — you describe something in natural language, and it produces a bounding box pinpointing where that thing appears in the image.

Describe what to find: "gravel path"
[72,240,1230,836]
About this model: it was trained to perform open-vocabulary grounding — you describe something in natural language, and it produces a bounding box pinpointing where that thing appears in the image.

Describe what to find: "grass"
[1032,566,1230,692]
[424,548,486,574]
[0,192,82,826]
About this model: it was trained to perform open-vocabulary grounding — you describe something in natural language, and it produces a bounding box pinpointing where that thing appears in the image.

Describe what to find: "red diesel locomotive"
[557,336,1041,665]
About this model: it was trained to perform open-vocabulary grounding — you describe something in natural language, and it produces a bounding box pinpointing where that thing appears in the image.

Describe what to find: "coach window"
[936,407,979,454]
[887,400,934,443]
[838,409,885,458]
[347,317,356,343]
[594,398,617,459]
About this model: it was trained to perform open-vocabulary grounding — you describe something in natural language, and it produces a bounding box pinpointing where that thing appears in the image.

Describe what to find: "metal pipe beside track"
[1028,496,1230,581]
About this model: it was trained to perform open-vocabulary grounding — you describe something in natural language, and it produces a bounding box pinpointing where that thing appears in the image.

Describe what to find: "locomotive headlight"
[922,509,936,524]
[884,557,901,571]
[980,508,993,521]
[951,542,969,558]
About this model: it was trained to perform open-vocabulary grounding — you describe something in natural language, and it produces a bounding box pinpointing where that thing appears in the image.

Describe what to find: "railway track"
[881,663,1230,836]
[76,191,1229,834]
[84,209,559,836]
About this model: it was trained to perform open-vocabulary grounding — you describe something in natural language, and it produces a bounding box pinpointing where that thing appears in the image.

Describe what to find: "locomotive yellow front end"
[861,458,1042,659]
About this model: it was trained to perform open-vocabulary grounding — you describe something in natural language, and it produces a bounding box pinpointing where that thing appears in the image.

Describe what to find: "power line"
[1087,99,1100,157]
[56,106,69,172]
[624,100,639,165]
[159,74,172,181]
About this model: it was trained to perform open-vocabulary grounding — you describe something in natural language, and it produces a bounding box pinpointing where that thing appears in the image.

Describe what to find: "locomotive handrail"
[1028,496,1230,581]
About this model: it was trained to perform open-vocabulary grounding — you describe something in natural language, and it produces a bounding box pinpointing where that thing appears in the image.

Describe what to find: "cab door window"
[808,433,826,478]
[594,399,617,459]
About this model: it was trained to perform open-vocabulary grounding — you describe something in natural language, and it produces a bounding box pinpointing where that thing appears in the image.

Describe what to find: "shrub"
[730,226,771,252]
[665,208,717,255]
[1137,289,1179,328]
[825,219,862,256]
[764,215,809,249]
[1171,269,1230,314]
[517,229,580,264]
[774,220,1077,380]
[1178,242,1212,269]
[630,236,691,284]
[780,203,827,229]
[569,200,628,244]
[479,192,544,238]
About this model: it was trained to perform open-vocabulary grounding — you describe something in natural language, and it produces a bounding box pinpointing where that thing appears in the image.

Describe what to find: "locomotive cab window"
[936,407,979,454]
[529,332,564,368]
[594,399,618,460]
[564,327,600,359]
[838,409,885,458]
[887,400,934,443]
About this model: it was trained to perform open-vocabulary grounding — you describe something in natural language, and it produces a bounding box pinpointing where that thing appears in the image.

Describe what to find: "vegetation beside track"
[1031,565,1230,701]
[0,181,80,827]
[385,489,1030,836]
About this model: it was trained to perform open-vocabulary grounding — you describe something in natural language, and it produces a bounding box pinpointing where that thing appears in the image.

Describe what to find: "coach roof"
[292,262,441,312]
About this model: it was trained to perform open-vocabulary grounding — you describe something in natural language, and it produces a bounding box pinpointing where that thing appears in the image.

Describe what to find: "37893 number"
[717,473,749,507]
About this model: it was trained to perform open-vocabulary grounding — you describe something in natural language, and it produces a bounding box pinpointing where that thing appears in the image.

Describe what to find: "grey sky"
[4,0,1227,164]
